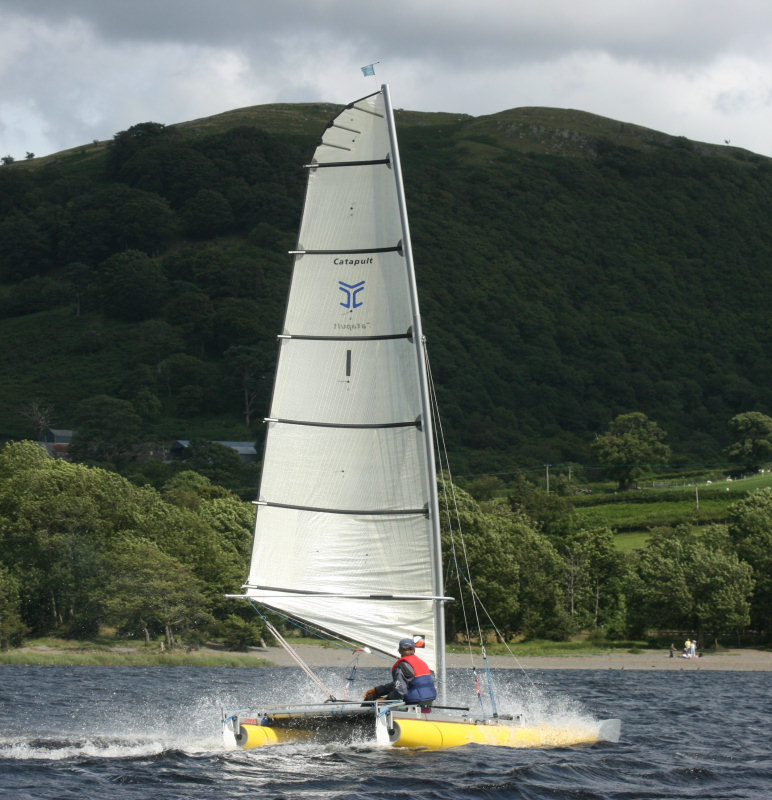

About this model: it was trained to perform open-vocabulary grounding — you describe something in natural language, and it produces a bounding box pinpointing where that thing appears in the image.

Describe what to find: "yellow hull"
[233,715,620,751]
[238,723,315,749]
[390,716,616,750]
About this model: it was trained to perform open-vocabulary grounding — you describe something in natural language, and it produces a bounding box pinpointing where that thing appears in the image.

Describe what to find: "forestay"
[243,89,444,671]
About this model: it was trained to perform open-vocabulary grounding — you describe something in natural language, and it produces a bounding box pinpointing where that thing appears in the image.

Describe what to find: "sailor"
[364,638,437,705]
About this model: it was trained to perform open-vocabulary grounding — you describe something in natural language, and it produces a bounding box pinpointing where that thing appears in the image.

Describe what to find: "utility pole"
[545,464,551,494]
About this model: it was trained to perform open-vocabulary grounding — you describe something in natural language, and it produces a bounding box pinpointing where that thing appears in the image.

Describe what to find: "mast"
[382,84,447,700]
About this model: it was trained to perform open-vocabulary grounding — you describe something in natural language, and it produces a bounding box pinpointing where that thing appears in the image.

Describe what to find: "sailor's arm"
[392,661,415,697]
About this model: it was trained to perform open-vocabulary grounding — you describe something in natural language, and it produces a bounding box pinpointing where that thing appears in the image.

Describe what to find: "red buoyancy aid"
[392,653,436,703]
[392,653,432,677]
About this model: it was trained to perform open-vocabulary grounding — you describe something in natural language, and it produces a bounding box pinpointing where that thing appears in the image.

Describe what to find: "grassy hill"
[2,100,771,479]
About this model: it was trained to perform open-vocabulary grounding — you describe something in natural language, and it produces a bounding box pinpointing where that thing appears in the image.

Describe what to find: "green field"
[571,472,772,549]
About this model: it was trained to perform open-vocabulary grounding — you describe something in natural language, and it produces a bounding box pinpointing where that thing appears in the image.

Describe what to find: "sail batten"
[344,103,383,119]
[331,123,362,134]
[242,586,446,600]
[259,501,428,516]
[306,158,391,168]
[291,246,401,254]
[320,142,354,152]
[267,418,420,429]
[280,333,411,342]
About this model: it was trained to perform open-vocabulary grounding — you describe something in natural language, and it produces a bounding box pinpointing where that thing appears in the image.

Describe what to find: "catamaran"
[222,84,621,750]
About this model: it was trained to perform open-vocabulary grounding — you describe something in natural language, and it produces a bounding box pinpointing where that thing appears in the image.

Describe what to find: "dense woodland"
[1,104,772,479]
[0,440,769,650]
[1,102,772,650]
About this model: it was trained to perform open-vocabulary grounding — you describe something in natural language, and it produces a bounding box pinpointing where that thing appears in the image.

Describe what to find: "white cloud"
[1,1,771,159]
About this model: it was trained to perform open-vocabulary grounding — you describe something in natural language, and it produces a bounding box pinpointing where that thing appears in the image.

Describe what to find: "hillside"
[1,101,771,478]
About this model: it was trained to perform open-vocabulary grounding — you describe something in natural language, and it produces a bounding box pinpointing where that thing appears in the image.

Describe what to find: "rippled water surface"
[1,665,769,799]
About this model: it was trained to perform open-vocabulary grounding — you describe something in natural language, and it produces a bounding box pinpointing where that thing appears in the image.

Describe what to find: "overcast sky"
[2,0,771,161]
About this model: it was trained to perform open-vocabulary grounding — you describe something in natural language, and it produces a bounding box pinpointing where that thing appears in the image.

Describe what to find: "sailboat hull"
[228,706,378,749]
[388,713,621,750]
[226,708,621,751]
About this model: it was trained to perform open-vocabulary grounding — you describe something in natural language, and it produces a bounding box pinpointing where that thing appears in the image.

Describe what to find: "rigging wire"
[424,347,539,707]
[248,601,389,662]
[258,611,337,700]
[424,347,493,714]
[247,601,387,701]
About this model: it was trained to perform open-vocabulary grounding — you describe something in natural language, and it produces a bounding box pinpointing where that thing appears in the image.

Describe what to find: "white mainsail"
[244,87,445,673]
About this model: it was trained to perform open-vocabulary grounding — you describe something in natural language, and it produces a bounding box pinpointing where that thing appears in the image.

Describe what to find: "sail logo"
[338,280,365,309]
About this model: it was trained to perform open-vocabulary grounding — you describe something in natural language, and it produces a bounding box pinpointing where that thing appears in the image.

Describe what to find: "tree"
[69,394,144,464]
[129,319,185,367]
[725,412,772,472]
[162,289,214,352]
[0,564,27,649]
[113,190,178,253]
[465,475,506,501]
[58,186,176,265]
[626,526,701,635]
[0,440,250,639]
[115,142,217,206]
[440,481,572,642]
[62,261,93,316]
[0,442,139,635]
[0,211,51,280]
[18,400,55,440]
[105,538,213,648]
[219,614,264,651]
[180,188,234,238]
[556,525,626,634]
[157,353,219,415]
[107,121,169,177]
[177,440,248,492]
[96,249,169,322]
[0,439,50,477]
[690,526,753,647]
[195,494,254,564]
[507,471,571,535]
[626,525,753,644]
[162,470,215,510]
[211,297,268,351]
[224,345,272,426]
[58,195,113,264]
[440,486,520,642]
[507,514,570,639]
[591,412,671,490]
[727,488,772,636]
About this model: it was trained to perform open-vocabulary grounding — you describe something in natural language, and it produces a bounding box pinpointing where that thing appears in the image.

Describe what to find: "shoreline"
[5,644,770,671]
[254,645,772,672]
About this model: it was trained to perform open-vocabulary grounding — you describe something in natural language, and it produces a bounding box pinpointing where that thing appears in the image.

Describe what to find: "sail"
[244,89,442,670]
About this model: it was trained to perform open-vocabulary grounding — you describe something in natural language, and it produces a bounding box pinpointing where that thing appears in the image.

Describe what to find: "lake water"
[1,664,769,799]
